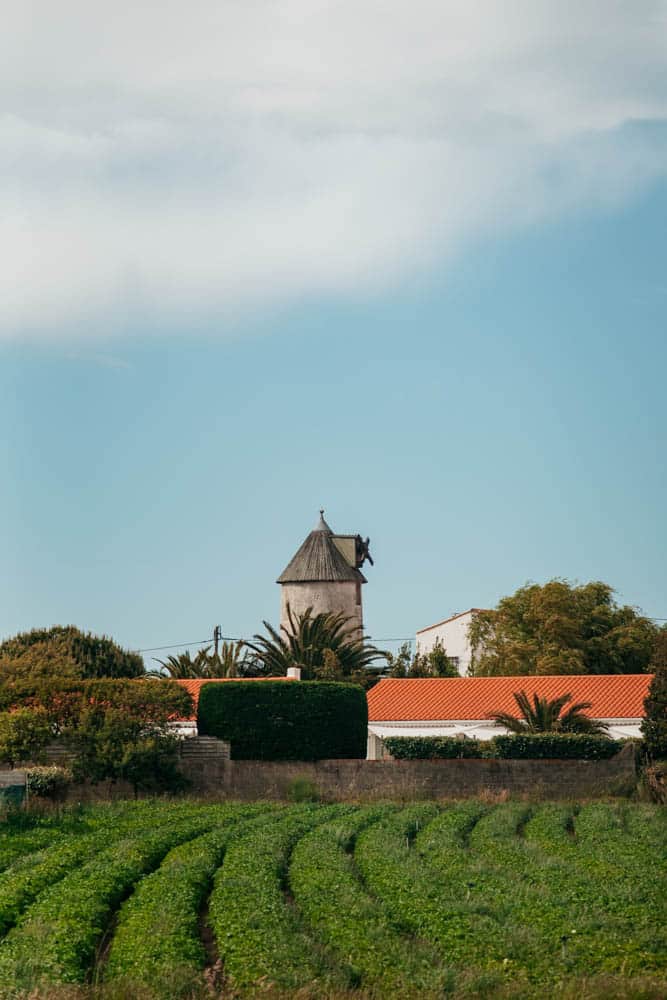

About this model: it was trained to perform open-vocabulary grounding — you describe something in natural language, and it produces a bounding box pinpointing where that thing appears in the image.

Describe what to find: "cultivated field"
[0,799,664,999]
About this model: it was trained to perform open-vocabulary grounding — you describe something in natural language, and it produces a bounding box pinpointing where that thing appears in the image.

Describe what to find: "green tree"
[469,580,656,676]
[0,626,144,682]
[150,641,253,679]
[641,628,667,759]
[491,690,608,735]
[244,605,387,685]
[386,640,459,678]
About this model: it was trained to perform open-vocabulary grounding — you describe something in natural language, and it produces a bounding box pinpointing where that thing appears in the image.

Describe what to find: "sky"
[2,1,666,663]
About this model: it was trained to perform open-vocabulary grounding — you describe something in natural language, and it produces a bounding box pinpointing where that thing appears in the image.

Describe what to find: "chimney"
[286,667,301,681]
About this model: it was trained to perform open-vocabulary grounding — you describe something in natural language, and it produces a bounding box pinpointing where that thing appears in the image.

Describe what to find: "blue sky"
[2,2,666,662]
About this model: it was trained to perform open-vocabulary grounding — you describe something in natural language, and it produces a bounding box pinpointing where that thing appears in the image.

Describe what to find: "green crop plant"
[105,806,262,997]
[0,811,225,992]
[288,805,451,996]
[208,804,350,993]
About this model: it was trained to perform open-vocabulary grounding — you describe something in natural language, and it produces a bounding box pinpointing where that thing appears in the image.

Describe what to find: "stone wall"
[44,738,636,802]
[179,742,637,801]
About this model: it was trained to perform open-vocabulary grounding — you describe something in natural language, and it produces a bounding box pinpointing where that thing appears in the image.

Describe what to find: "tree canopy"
[244,605,387,686]
[387,640,459,678]
[468,580,656,676]
[149,641,259,680]
[0,626,145,682]
[641,628,667,759]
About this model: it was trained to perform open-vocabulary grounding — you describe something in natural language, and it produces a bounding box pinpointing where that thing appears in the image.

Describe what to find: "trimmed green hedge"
[384,736,487,759]
[492,734,622,760]
[382,734,623,761]
[198,681,368,760]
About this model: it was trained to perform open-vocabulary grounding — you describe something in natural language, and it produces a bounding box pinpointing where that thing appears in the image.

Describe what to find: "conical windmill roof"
[277,511,363,584]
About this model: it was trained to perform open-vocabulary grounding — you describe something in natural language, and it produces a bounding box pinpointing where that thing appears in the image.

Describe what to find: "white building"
[415,609,487,676]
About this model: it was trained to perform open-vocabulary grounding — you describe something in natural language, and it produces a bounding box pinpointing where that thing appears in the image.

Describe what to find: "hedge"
[491,734,622,760]
[197,681,367,760]
[382,734,623,760]
[383,736,487,760]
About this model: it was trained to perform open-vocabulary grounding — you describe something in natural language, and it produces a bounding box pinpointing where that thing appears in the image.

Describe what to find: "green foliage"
[149,641,256,679]
[0,800,663,997]
[244,604,388,684]
[0,709,50,767]
[642,628,667,758]
[384,736,486,759]
[197,680,368,760]
[0,680,192,794]
[25,766,72,799]
[0,815,216,991]
[492,733,622,759]
[105,808,257,996]
[469,580,657,676]
[0,677,192,726]
[492,690,609,734]
[208,805,347,991]
[387,639,459,678]
[383,733,621,760]
[289,806,448,994]
[0,625,144,682]
[64,706,184,793]
[286,776,321,802]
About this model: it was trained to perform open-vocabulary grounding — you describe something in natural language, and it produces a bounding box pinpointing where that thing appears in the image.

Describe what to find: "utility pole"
[213,625,222,657]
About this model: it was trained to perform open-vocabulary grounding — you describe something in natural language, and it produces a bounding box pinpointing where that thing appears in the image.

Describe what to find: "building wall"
[416,611,475,675]
[280,580,362,633]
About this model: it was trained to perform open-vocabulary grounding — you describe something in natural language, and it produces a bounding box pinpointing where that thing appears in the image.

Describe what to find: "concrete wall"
[177,744,636,801]
[416,611,475,675]
[280,579,362,633]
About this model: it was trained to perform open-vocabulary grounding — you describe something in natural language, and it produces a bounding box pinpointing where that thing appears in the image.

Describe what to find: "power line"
[138,637,239,653]
[138,619,667,653]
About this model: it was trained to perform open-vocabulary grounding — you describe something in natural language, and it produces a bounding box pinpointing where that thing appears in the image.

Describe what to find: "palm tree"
[243,605,388,682]
[148,642,253,679]
[491,690,608,735]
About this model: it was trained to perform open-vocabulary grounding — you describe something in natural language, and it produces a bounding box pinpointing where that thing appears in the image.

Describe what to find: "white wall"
[415,611,475,675]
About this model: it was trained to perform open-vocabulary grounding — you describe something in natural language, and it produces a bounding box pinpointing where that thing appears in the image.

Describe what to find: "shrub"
[0,708,51,767]
[25,766,72,799]
[287,776,321,803]
[197,681,367,760]
[65,705,185,793]
[491,733,622,760]
[383,736,487,759]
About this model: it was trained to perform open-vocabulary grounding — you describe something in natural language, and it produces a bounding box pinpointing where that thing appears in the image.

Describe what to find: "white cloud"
[2,1,667,339]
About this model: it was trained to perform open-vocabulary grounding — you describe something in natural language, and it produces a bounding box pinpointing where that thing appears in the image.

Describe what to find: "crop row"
[104,805,264,997]
[354,801,514,992]
[288,804,450,996]
[0,808,233,995]
[0,802,663,999]
[208,803,351,993]
[0,800,219,941]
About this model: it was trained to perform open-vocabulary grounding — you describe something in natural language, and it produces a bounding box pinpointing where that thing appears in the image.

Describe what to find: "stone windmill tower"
[277,511,373,635]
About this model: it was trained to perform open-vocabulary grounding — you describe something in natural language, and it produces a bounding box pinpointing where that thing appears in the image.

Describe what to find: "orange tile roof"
[367,674,652,722]
[173,677,293,720]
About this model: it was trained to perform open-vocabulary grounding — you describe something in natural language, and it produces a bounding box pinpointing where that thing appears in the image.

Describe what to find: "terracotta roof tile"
[367,674,652,722]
